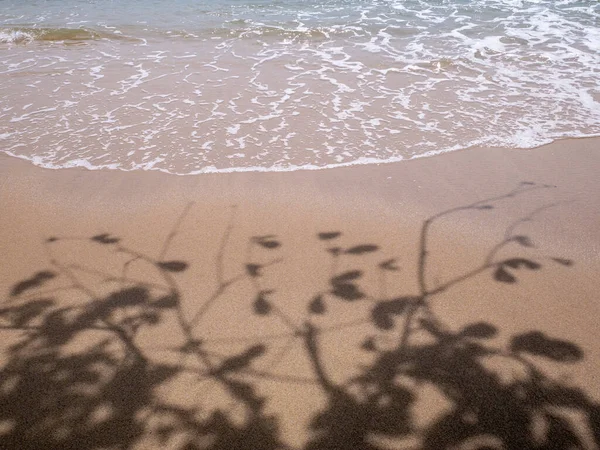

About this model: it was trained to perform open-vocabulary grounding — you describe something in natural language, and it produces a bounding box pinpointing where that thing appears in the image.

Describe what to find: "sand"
[1,138,599,449]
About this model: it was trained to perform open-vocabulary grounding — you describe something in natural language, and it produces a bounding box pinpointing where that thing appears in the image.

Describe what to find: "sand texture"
[1,138,599,449]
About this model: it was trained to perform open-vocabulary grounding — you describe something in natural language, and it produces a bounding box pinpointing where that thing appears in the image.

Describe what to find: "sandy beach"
[1,137,599,448]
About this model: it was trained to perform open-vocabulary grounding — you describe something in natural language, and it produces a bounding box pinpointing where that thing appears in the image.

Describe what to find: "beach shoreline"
[1,138,599,447]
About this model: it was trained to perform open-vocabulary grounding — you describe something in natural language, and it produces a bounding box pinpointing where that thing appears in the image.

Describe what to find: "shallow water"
[1,0,599,173]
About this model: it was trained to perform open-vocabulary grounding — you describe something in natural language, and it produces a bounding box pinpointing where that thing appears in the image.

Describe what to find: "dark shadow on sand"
[1,182,598,449]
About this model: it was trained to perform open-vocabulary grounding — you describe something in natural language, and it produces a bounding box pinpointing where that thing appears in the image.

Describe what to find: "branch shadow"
[1,182,598,449]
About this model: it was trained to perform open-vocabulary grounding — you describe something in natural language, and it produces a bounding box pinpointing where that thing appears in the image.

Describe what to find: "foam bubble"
[0,29,35,44]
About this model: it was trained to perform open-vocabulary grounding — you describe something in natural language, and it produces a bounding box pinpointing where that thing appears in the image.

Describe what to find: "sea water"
[1,0,599,174]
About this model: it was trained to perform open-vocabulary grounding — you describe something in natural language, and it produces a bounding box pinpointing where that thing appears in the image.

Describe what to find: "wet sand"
[1,138,599,448]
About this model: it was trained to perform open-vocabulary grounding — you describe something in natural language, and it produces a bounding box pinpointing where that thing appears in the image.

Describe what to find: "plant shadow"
[1,182,598,449]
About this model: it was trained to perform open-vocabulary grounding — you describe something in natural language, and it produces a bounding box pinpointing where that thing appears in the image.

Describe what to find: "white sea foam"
[0,29,35,44]
[6,133,600,176]
[1,0,599,174]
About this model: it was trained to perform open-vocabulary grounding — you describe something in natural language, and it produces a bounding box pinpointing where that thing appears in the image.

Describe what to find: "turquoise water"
[1,0,599,173]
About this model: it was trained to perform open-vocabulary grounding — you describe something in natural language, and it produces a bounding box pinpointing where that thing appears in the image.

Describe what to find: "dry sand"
[1,138,599,448]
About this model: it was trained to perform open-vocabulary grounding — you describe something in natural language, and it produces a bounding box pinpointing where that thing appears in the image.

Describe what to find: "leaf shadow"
[1,183,598,449]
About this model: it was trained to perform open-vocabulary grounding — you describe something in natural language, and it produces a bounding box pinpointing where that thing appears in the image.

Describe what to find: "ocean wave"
[152,23,351,42]
[0,23,394,45]
[0,27,132,44]
[1,0,599,175]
